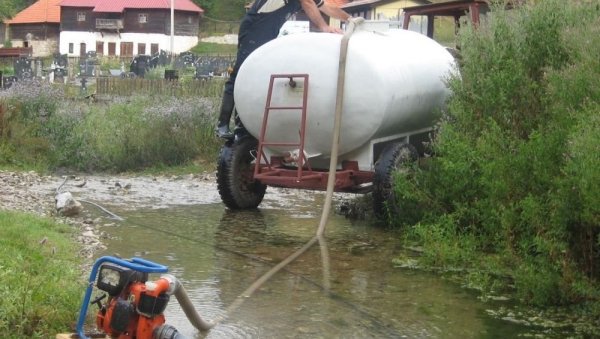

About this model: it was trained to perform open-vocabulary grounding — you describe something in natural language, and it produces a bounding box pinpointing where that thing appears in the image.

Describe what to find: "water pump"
[75,256,189,339]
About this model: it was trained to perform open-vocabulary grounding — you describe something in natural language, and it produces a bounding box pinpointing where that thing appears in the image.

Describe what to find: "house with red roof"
[4,0,62,57]
[59,0,203,57]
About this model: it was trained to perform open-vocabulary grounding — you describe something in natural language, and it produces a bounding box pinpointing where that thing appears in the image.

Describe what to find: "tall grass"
[390,0,600,311]
[0,80,223,172]
[0,211,83,338]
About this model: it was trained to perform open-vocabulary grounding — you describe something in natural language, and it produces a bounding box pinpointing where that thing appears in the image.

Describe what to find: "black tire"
[217,136,266,209]
[372,142,418,218]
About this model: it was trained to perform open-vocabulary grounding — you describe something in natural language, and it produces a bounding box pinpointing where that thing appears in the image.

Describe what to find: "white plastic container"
[234,22,456,170]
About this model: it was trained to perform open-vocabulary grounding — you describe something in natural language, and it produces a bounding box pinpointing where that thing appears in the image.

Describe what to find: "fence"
[95,77,224,97]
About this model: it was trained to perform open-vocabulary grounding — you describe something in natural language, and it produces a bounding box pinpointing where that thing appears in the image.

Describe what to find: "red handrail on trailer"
[254,74,312,181]
[253,73,374,193]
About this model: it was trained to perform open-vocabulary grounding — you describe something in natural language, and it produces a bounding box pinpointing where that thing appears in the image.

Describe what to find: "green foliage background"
[196,0,247,20]
[0,0,32,20]
[0,80,223,173]
[390,0,600,310]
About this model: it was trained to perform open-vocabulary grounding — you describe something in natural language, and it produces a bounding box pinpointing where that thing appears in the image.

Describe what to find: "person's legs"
[215,33,247,138]
[215,16,281,138]
[215,79,235,138]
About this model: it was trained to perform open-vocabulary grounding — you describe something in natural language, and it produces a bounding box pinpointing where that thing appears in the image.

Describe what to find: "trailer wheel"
[217,136,266,209]
[372,142,418,218]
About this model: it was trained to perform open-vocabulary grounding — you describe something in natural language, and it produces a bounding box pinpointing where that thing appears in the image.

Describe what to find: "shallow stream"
[93,190,539,338]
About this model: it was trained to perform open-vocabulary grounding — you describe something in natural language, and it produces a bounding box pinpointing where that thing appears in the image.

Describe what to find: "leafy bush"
[391,0,600,308]
[0,80,65,166]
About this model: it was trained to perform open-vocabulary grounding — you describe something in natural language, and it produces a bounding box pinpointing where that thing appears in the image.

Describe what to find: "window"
[120,42,133,57]
[80,43,86,57]
[77,12,86,22]
[151,43,159,55]
[188,16,193,24]
[139,14,148,23]
[138,43,146,55]
[69,43,74,54]
[96,41,104,55]
[108,42,116,56]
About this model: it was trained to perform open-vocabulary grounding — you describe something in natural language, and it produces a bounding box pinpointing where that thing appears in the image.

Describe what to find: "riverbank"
[0,170,221,261]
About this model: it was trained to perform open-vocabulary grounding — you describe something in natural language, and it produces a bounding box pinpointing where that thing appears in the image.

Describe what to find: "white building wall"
[59,31,198,56]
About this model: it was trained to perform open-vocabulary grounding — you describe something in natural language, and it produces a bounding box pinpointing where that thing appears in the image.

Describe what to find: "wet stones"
[55,191,83,216]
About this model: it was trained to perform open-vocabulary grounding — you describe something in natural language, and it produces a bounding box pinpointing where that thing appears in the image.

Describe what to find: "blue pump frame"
[75,256,168,339]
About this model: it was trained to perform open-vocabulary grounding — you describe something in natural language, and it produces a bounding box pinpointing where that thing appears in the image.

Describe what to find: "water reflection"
[97,203,530,338]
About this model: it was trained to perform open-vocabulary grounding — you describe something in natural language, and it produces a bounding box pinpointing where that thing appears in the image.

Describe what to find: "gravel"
[0,170,219,261]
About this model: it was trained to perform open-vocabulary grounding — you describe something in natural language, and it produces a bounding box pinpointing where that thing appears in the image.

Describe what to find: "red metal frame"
[402,0,489,38]
[252,74,373,193]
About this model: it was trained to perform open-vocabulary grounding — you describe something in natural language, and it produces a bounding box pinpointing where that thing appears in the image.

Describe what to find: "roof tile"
[6,0,62,24]
[60,0,203,13]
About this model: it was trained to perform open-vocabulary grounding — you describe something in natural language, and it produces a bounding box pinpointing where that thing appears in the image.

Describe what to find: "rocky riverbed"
[1,169,369,261]
[0,170,219,260]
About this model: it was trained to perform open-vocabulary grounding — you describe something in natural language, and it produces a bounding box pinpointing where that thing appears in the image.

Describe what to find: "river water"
[89,186,547,339]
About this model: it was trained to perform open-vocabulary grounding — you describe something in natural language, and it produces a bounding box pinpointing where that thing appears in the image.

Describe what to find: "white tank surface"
[234,23,457,168]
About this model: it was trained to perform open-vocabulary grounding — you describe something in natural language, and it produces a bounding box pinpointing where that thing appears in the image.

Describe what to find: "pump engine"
[75,257,187,339]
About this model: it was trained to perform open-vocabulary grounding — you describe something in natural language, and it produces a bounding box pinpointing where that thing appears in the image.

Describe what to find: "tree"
[193,0,247,20]
[0,0,32,21]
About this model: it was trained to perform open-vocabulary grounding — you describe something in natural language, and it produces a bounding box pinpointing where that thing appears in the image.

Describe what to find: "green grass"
[0,211,84,338]
[208,0,246,21]
[190,41,237,55]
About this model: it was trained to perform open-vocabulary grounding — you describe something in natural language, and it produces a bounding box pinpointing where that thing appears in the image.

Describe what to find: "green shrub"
[65,95,221,172]
[0,64,15,76]
[392,0,600,309]
[0,80,65,167]
[97,56,126,74]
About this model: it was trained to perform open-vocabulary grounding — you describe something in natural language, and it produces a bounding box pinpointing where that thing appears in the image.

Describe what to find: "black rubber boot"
[216,92,235,139]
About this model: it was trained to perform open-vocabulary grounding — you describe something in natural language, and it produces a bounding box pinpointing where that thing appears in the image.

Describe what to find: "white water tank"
[234,23,456,166]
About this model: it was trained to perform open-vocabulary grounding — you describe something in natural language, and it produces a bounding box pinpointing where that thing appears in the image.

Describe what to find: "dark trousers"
[224,13,287,95]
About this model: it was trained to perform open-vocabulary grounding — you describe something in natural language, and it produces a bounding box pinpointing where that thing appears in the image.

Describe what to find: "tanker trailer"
[216,22,457,215]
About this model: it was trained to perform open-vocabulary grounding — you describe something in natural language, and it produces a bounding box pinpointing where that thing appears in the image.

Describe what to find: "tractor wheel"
[372,142,418,218]
[217,136,266,209]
